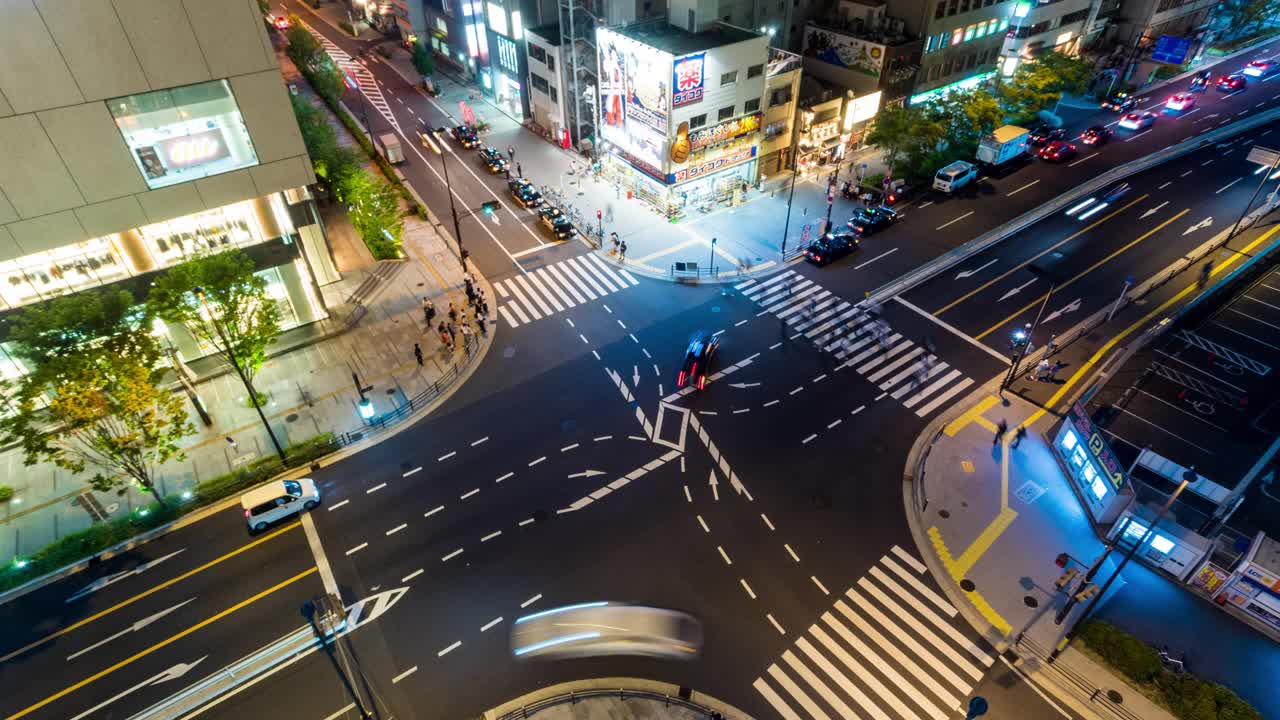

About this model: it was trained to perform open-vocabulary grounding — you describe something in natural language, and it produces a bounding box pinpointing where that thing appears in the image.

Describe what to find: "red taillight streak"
[697,375,706,390]
[244,509,251,518]
[677,370,686,387]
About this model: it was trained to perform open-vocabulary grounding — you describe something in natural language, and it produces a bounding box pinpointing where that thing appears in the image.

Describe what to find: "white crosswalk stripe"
[495,255,639,327]
[741,270,975,418]
[752,547,994,720]
[302,22,400,133]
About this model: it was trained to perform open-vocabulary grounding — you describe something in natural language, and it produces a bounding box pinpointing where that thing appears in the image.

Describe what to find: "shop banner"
[1242,563,1280,592]
[1068,402,1126,490]
[689,112,762,151]
[673,53,705,108]
[669,146,757,184]
[598,28,671,164]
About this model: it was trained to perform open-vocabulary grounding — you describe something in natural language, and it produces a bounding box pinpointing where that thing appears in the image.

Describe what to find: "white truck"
[976,125,1030,169]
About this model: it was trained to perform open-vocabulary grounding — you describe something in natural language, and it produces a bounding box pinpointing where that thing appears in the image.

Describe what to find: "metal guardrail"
[867,106,1280,305]
[495,688,726,720]
[670,261,721,279]
[334,335,480,447]
[128,627,317,719]
[1015,635,1144,720]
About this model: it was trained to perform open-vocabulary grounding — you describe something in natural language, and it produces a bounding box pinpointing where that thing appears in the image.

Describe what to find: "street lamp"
[1000,264,1056,398]
[420,126,469,269]
[191,287,288,464]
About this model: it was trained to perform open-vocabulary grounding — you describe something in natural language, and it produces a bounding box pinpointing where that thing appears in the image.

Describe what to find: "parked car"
[1101,93,1137,112]
[1080,125,1113,145]
[508,177,542,208]
[803,232,858,266]
[1028,126,1066,146]
[848,207,899,237]
[478,146,508,173]
[932,160,978,194]
[538,205,574,239]
[450,124,480,149]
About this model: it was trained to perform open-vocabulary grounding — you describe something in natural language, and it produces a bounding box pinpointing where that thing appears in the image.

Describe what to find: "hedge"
[1079,621,1262,720]
[0,433,338,594]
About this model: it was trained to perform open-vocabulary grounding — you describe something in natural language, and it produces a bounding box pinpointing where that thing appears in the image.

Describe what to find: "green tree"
[998,50,1093,120]
[146,250,282,394]
[289,95,360,184]
[337,170,405,258]
[1,291,192,507]
[411,42,435,77]
[309,54,345,105]
[865,104,926,176]
[922,89,1004,156]
[1218,0,1277,41]
[285,17,322,69]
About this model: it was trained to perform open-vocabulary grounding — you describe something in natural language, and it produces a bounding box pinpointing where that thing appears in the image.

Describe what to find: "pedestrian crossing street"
[736,271,974,418]
[496,254,640,328]
[303,22,400,133]
[753,547,995,720]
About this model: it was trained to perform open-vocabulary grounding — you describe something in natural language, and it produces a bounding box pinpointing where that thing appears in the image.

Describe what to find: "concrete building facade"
[0,0,333,375]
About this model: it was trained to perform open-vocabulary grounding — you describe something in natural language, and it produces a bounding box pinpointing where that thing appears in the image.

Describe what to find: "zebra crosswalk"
[736,271,974,418]
[753,547,995,720]
[496,254,640,327]
[302,21,400,133]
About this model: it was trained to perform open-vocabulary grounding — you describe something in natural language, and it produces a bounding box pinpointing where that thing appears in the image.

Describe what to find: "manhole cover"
[938,509,951,519]
[1107,690,1123,704]
[385,388,396,395]
[285,413,299,423]
[1014,480,1046,504]
[503,347,516,358]
[960,579,976,592]
[1024,596,1039,608]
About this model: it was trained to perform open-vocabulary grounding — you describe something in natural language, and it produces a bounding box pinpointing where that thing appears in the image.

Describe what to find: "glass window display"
[108,80,260,189]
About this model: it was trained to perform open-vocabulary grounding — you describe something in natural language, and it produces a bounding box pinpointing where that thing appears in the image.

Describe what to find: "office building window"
[963,24,976,41]
[926,34,935,52]
[718,105,735,120]
[960,0,970,11]
[947,0,958,14]
[547,53,555,71]
[108,80,258,190]
[747,64,764,78]
[935,1,945,18]
[530,73,549,93]
[528,43,547,63]
[690,113,708,128]
[721,70,738,85]
[745,98,760,113]
[550,86,558,103]
[769,86,792,106]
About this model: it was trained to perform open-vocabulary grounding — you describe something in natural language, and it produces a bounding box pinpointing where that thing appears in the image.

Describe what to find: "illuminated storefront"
[479,0,529,121]
[1052,402,1134,525]
[596,23,768,216]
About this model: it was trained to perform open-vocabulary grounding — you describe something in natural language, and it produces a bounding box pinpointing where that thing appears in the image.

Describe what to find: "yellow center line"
[0,522,301,664]
[5,567,318,720]
[975,208,1190,340]
[935,194,1149,316]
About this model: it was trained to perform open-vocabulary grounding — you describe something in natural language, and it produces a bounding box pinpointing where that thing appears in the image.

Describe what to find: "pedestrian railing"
[1015,635,1144,720]
[669,261,720,279]
[495,688,726,720]
[333,336,481,448]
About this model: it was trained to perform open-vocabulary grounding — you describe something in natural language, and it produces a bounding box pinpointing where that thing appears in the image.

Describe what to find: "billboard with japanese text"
[672,53,705,108]
[597,28,672,169]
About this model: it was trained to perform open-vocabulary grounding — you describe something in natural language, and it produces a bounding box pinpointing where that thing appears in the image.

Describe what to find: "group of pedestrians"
[416,274,490,363]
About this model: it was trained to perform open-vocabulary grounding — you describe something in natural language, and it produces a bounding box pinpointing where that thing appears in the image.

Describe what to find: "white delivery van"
[242,478,320,532]
[379,133,404,164]
[933,160,978,194]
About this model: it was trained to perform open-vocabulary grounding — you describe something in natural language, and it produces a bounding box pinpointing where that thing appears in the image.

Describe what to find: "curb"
[591,246,802,285]
[480,677,752,720]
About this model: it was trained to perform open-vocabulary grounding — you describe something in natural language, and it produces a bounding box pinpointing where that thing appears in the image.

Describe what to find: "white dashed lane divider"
[556,449,682,514]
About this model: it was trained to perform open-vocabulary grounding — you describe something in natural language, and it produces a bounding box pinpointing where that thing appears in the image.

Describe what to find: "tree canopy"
[1,290,191,506]
[998,50,1093,121]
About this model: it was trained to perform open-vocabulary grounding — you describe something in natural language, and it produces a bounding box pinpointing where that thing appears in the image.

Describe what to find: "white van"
[242,479,320,532]
[933,161,978,194]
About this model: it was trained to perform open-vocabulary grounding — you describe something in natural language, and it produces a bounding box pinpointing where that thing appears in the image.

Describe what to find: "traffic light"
[481,201,500,215]
[1073,583,1100,603]
[1055,552,1070,568]
[1054,567,1079,591]
[596,209,602,219]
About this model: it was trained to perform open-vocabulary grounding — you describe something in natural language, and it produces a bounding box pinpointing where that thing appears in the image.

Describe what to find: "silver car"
[511,602,703,660]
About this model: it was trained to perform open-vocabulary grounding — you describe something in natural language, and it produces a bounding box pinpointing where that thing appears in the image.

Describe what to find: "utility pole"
[423,128,467,269]
[1002,267,1056,394]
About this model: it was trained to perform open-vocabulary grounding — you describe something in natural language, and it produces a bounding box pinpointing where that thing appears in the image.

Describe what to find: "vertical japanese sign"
[672,53,706,108]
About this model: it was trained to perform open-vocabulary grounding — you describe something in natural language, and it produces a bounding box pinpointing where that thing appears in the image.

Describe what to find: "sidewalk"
[482,678,748,720]
[907,387,1274,719]
[0,46,495,567]
[354,23,890,281]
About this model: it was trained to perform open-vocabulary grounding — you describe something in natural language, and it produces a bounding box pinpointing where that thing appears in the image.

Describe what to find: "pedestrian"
[504,166,511,180]
[480,298,490,317]
[225,435,238,450]
[516,162,523,177]
[1035,358,1052,381]
[464,276,474,295]
[423,297,436,324]
[438,322,453,349]
[611,232,620,254]
[1011,426,1028,449]
[619,240,627,260]
[466,283,477,306]
[448,302,458,326]
[413,342,424,367]
[993,418,1008,447]
[477,312,488,336]
[460,323,474,349]
[507,145,515,161]
[1048,360,1064,382]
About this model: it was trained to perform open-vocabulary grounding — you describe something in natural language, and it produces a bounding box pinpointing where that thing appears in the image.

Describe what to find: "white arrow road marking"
[999,278,1037,302]
[730,471,753,501]
[1043,298,1083,325]
[728,382,761,388]
[567,470,607,478]
[66,549,187,603]
[69,656,207,720]
[632,365,640,386]
[1140,201,1169,219]
[955,258,997,280]
[1183,216,1214,235]
[67,597,198,661]
[709,469,720,501]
